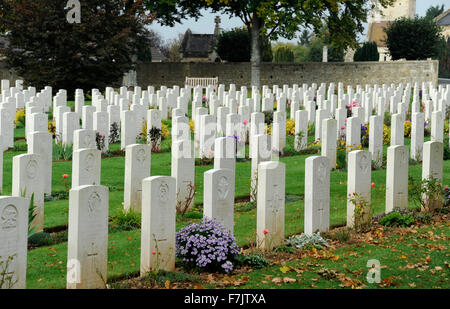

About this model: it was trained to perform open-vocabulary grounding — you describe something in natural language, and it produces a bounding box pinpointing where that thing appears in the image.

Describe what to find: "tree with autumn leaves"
[0,0,153,95]
[144,0,395,88]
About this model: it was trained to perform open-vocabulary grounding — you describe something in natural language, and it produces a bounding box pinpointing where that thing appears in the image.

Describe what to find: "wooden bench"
[185,77,218,91]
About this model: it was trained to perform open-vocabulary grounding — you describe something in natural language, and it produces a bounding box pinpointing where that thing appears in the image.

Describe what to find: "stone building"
[367,0,416,62]
[179,16,221,62]
[435,9,450,40]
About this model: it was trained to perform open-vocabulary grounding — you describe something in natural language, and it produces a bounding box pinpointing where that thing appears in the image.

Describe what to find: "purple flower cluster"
[176,218,239,273]
[361,125,368,136]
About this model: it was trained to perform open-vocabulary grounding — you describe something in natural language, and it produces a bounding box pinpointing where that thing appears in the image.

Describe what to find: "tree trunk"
[250,16,262,89]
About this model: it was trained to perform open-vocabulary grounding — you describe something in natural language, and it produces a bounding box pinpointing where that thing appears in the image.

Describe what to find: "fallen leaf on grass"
[283,277,297,283]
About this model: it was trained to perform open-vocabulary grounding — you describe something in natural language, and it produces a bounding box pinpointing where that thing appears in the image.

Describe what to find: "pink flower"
[263,229,269,235]
[243,120,247,125]
[98,133,102,137]
[371,182,375,188]
[341,126,345,130]
[152,250,156,255]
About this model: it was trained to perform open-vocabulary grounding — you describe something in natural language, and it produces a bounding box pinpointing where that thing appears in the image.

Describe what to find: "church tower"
[370,0,416,22]
[367,0,416,61]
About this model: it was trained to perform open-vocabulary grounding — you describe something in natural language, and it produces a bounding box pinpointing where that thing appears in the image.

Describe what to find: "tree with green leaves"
[0,0,152,95]
[425,5,445,20]
[274,46,295,62]
[298,29,312,46]
[439,37,450,78]
[144,0,395,88]
[216,27,272,62]
[353,41,380,61]
[384,17,446,61]
[305,37,344,62]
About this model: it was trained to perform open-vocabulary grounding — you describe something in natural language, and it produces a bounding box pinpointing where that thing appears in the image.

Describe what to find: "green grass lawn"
[217,221,450,289]
[6,102,450,289]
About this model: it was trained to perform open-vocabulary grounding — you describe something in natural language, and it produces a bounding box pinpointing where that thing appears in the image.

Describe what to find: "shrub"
[444,186,450,206]
[327,228,351,243]
[361,124,369,148]
[161,122,170,140]
[384,16,446,61]
[286,119,295,136]
[109,122,120,144]
[383,112,391,127]
[285,232,329,250]
[235,253,270,269]
[348,192,373,231]
[110,209,141,231]
[263,111,273,125]
[383,124,391,145]
[175,218,239,273]
[216,27,273,62]
[414,212,433,225]
[353,41,379,61]
[95,132,105,152]
[378,210,415,227]
[404,120,411,138]
[188,120,195,134]
[53,143,73,161]
[274,46,295,62]
[15,109,26,128]
[444,136,450,160]
[307,123,315,136]
[409,176,444,212]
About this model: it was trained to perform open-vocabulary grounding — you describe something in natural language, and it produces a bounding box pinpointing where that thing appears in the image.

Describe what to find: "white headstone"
[304,156,330,235]
[72,148,101,187]
[140,176,176,274]
[256,161,285,250]
[67,185,109,289]
[346,150,372,228]
[124,144,151,213]
[385,145,409,212]
[12,154,44,232]
[0,196,29,289]
[203,168,235,234]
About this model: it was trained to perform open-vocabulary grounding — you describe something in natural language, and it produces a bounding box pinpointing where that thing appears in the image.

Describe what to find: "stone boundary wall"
[0,60,439,90]
[0,61,20,83]
[136,60,439,89]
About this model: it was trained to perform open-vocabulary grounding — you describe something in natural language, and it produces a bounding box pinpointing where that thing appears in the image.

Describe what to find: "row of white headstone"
[0,79,448,289]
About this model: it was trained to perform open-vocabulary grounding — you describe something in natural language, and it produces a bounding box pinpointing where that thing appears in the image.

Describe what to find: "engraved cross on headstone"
[317,201,325,230]
[87,242,98,275]
[267,185,283,233]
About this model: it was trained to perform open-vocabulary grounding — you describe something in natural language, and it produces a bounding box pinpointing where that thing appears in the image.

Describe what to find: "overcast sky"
[149,0,449,44]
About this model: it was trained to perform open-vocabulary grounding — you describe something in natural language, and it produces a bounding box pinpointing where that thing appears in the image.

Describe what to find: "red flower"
[371,182,375,188]
[263,229,269,235]
[445,185,449,191]
[152,250,156,255]
[62,174,68,178]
